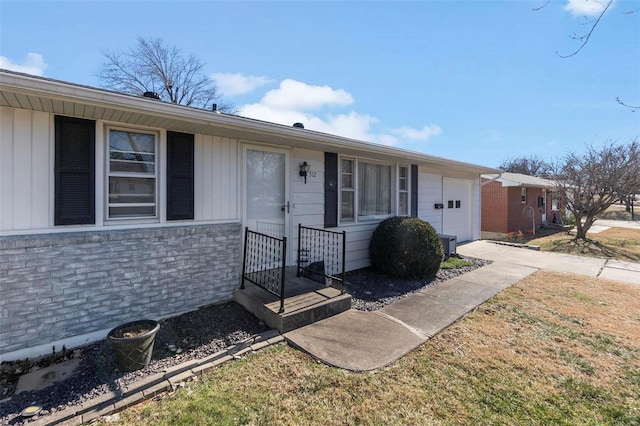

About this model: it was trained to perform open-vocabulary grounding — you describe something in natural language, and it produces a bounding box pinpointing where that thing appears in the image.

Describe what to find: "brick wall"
[508,187,546,233]
[0,223,241,355]
[481,180,509,233]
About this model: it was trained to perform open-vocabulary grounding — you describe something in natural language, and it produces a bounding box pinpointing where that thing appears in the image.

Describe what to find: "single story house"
[481,172,558,239]
[0,70,499,360]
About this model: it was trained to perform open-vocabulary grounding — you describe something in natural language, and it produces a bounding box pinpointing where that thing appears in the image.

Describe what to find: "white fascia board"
[1,70,500,175]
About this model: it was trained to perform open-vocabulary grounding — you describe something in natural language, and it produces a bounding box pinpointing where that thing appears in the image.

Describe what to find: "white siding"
[0,107,52,232]
[417,168,444,233]
[0,108,241,235]
[195,134,238,221]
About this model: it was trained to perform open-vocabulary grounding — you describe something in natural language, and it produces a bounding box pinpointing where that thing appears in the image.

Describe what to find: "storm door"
[244,147,288,239]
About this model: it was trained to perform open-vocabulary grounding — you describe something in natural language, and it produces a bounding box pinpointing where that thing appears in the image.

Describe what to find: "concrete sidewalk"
[285,262,536,371]
[285,241,640,371]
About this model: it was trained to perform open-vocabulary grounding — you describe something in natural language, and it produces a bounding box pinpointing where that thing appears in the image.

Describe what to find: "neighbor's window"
[398,165,409,216]
[521,188,527,203]
[551,192,560,211]
[108,129,157,219]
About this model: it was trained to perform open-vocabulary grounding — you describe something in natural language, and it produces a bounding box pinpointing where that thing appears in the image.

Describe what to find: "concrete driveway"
[457,240,640,286]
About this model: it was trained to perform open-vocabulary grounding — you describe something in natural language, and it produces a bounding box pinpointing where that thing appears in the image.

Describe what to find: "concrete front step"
[234,276,352,333]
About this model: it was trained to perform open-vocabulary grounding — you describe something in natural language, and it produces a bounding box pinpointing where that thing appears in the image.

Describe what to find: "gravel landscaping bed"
[0,255,489,424]
[0,301,267,425]
[346,255,491,311]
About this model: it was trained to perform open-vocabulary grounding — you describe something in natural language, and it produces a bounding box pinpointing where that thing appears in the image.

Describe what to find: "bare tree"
[498,155,553,177]
[554,139,640,240]
[99,38,233,111]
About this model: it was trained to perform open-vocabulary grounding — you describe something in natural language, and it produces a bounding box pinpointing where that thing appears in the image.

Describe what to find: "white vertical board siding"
[417,168,444,233]
[289,148,375,272]
[471,177,481,240]
[194,134,238,221]
[0,107,52,232]
[290,148,324,228]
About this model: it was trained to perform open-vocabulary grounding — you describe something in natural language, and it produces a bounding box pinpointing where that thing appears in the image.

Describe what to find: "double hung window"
[340,158,408,223]
[398,165,409,216]
[108,129,157,219]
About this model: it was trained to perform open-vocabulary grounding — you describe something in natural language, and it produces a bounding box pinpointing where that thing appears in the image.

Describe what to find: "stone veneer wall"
[0,223,241,355]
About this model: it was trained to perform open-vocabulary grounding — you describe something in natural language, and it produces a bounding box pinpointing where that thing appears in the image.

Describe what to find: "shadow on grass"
[543,237,637,261]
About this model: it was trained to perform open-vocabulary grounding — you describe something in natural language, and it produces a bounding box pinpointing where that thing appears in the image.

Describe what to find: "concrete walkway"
[285,241,640,371]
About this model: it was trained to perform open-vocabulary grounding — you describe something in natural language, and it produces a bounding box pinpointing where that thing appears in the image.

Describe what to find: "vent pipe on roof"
[212,103,221,114]
[143,91,161,100]
[293,122,304,129]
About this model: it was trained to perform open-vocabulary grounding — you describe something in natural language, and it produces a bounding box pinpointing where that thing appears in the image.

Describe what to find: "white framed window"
[521,187,527,204]
[551,192,560,211]
[358,161,392,220]
[107,128,158,219]
[398,165,409,216]
[340,158,355,222]
[339,157,402,223]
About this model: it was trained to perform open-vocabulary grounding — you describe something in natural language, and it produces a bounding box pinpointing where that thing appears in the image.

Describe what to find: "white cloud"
[238,78,440,149]
[211,72,272,96]
[0,53,47,76]
[564,0,612,17]
[391,125,442,141]
[261,79,354,110]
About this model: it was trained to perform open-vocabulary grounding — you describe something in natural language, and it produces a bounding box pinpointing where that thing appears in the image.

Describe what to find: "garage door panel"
[443,179,472,242]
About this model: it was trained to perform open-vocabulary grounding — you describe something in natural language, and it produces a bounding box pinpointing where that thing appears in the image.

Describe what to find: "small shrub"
[369,216,443,279]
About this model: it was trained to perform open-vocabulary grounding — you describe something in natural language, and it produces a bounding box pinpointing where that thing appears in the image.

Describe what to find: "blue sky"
[1,0,638,168]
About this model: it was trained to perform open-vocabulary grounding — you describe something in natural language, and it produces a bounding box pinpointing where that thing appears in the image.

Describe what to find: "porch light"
[299,161,311,184]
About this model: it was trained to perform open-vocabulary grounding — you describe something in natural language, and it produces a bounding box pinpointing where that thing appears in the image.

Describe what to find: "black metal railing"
[297,224,346,290]
[241,227,287,313]
[255,220,285,238]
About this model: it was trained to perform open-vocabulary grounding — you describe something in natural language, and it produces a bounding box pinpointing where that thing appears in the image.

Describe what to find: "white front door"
[443,178,472,242]
[244,147,288,239]
[541,189,547,223]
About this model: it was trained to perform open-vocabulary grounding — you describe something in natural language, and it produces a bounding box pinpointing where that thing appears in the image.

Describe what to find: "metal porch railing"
[241,227,287,313]
[297,224,346,290]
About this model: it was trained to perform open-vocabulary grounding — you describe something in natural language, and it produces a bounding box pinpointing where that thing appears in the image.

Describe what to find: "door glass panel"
[246,149,286,238]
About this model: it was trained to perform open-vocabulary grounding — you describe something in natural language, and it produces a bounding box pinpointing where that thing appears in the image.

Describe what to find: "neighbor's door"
[244,147,288,239]
[541,189,547,223]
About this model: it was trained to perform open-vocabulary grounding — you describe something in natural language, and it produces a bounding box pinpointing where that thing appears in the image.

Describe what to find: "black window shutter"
[410,164,418,217]
[324,152,338,228]
[54,116,95,225]
[167,131,194,220]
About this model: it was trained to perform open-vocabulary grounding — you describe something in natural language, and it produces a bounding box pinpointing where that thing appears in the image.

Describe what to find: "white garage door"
[443,178,472,242]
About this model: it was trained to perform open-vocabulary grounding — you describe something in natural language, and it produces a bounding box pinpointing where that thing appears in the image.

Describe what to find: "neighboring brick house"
[481,172,558,239]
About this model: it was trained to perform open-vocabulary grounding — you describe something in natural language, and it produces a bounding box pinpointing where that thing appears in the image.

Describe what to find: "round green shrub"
[369,216,443,279]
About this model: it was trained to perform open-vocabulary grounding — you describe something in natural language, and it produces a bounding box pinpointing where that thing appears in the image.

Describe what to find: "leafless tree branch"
[556,0,614,58]
[98,37,235,112]
[616,97,639,111]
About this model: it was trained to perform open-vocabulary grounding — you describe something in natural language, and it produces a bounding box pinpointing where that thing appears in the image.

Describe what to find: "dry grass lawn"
[529,227,640,263]
[108,272,640,425]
